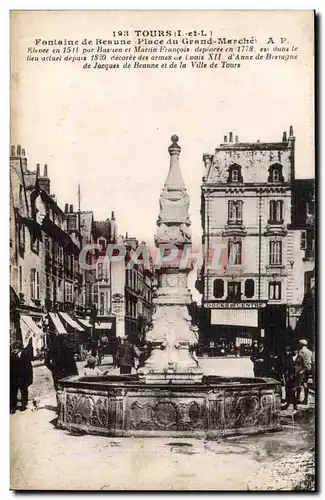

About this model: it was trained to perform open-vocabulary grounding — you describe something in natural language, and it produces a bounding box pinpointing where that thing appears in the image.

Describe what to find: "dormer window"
[268,163,284,183]
[227,164,243,183]
[97,237,106,251]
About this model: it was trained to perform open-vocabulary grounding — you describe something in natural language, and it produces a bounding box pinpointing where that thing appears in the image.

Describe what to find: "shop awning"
[96,322,113,330]
[211,309,258,328]
[76,318,92,328]
[49,313,67,334]
[20,315,43,347]
[59,312,84,332]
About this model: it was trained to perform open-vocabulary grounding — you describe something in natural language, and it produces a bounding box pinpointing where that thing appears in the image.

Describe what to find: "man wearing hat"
[10,339,33,414]
[299,339,312,404]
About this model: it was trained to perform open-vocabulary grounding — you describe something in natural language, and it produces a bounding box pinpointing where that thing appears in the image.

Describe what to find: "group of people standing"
[10,334,144,413]
[250,339,314,411]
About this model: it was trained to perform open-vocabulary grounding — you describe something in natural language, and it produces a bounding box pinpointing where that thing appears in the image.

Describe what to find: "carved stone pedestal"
[57,375,282,438]
[138,135,203,384]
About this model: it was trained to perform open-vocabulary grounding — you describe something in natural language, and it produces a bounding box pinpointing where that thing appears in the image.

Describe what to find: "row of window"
[227,164,284,184]
[126,300,137,318]
[30,268,77,303]
[92,285,110,316]
[227,200,284,224]
[213,279,282,301]
[97,262,110,280]
[226,240,283,266]
[126,268,138,291]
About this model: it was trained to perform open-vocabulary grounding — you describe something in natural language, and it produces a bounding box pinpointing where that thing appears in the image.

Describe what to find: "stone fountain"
[57,136,282,438]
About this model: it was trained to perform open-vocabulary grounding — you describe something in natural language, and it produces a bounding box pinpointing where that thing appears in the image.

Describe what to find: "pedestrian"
[10,339,33,414]
[83,356,102,376]
[267,351,284,383]
[111,336,120,368]
[96,339,103,366]
[250,342,266,377]
[283,345,305,411]
[45,334,78,405]
[298,339,312,404]
[116,337,138,375]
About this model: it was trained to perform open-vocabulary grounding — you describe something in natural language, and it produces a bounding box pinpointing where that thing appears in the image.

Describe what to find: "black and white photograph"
[9,9,315,491]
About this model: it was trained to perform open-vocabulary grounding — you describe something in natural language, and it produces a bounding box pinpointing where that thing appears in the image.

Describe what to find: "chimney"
[17,145,21,156]
[229,132,233,142]
[64,203,69,213]
[235,135,239,143]
[289,125,294,137]
[203,154,212,170]
[69,204,73,213]
[10,146,15,157]
[110,212,116,242]
[282,131,287,142]
[223,135,227,143]
[36,164,40,176]
[38,163,50,193]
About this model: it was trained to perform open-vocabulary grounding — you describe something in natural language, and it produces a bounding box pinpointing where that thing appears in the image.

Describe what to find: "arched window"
[244,279,255,298]
[227,164,243,183]
[268,163,284,183]
[213,279,224,298]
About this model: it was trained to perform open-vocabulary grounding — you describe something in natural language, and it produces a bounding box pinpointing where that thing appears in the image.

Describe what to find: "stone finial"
[10,146,15,157]
[36,164,40,176]
[17,145,21,156]
[111,211,115,219]
[282,131,287,142]
[64,203,69,213]
[70,204,73,213]
[21,149,25,156]
[44,164,48,177]
[229,132,233,142]
[289,125,294,137]
[223,135,227,143]
[235,135,239,143]
[168,134,181,155]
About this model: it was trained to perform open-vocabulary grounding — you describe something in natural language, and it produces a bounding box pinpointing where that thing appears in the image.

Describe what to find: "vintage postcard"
[10,10,315,491]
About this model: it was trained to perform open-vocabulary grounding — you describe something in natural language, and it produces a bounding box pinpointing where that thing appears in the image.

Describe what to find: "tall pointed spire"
[164,135,186,191]
[155,135,191,239]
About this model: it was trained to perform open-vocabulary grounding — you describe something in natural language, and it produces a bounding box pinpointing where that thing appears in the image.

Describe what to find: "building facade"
[290,179,315,346]
[10,146,87,355]
[198,127,303,352]
[87,224,155,344]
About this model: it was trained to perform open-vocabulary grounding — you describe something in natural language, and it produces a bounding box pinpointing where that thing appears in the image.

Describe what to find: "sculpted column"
[139,135,203,384]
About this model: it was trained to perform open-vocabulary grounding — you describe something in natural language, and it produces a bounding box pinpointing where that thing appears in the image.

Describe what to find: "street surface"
[10,357,314,491]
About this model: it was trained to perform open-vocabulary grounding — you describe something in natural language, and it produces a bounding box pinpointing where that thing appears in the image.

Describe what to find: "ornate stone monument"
[56,135,282,439]
[139,135,203,384]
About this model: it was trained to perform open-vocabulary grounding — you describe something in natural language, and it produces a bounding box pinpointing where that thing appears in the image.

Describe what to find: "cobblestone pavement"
[10,357,314,491]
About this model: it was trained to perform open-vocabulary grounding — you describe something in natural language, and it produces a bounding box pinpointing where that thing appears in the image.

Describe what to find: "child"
[83,356,101,377]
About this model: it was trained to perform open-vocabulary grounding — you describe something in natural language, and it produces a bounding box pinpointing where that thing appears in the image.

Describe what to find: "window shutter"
[36,271,40,299]
[213,279,224,298]
[301,231,307,250]
[245,279,255,298]
[30,269,35,299]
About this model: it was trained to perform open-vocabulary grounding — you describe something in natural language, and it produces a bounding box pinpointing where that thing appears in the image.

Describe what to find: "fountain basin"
[56,375,282,438]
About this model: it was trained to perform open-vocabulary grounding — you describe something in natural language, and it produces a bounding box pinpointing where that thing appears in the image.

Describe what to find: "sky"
[10,11,314,299]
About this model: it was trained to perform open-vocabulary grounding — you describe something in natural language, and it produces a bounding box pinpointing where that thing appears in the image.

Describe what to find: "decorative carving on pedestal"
[65,393,109,429]
[139,135,202,384]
